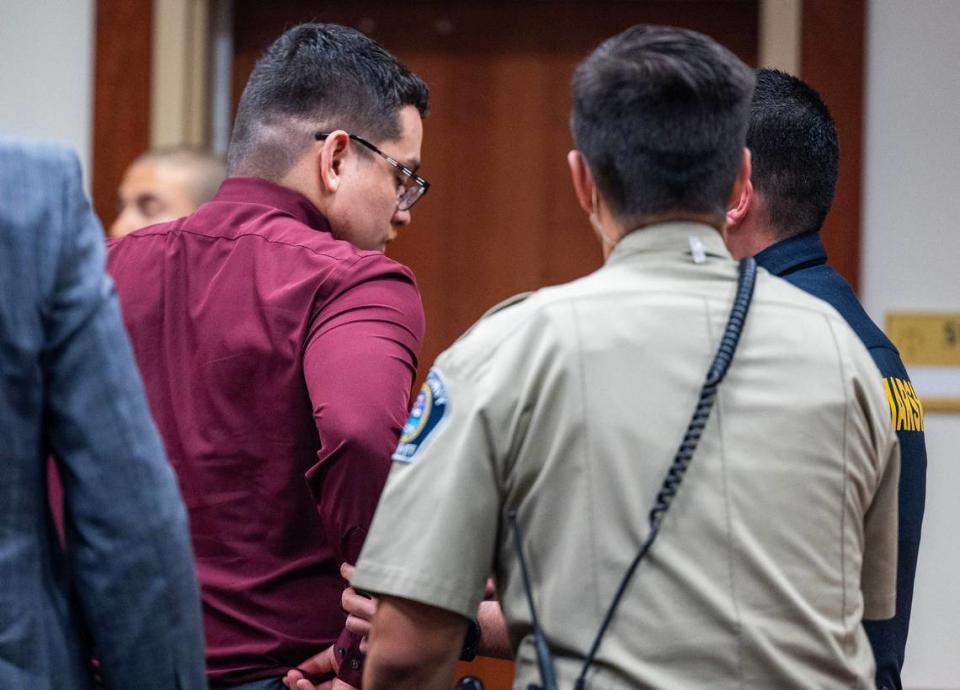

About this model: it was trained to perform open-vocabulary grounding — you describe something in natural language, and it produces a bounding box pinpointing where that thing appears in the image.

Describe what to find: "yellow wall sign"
[886,312,960,413]
[886,312,960,365]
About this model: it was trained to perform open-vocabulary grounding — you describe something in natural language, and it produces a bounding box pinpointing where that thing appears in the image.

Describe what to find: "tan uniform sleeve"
[861,430,900,619]
[352,358,506,620]
[850,338,901,621]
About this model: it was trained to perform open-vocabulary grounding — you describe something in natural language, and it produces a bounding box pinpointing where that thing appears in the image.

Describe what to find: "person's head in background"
[724,68,840,259]
[565,24,756,259]
[109,147,225,238]
[225,23,430,252]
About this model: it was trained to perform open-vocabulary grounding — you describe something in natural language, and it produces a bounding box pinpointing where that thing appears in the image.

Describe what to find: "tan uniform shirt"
[354,223,899,689]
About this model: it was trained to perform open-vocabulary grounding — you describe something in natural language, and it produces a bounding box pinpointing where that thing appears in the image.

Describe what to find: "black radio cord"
[571,256,758,690]
[509,508,560,690]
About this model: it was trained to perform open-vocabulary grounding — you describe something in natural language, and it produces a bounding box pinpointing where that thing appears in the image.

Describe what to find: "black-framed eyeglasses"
[315,131,430,211]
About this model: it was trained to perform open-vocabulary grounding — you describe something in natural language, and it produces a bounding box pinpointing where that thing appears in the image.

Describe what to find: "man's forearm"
[364,596,465,690]
[364,653,460,690]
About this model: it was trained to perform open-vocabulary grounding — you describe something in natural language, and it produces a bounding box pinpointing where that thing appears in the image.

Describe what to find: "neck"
[628,211,726,233]
[725,226,782,261]
[601,211,726,260]
[278,163,328,216]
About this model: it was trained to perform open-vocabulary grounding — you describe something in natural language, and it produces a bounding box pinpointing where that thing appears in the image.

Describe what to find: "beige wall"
[864,1,960,687]
[151,0,211,148]
[0,0,94,181]
[758,0,801,74]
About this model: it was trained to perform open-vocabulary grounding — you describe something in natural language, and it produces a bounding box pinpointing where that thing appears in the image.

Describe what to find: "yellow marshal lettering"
[907,380,925,431]
[883,378,897,429]
[891,378,909,431]
[883,376,925,432]
[904,380,919,431]
[900,378,922,432]
[894,379,913,431]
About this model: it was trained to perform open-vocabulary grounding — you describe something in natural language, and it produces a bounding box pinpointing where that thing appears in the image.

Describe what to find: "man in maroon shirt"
[107,23,429,690]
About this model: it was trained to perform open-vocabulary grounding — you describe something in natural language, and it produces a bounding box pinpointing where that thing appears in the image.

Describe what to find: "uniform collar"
[212,177,332,233]
[753,231,828,278]
[606,221,731,265]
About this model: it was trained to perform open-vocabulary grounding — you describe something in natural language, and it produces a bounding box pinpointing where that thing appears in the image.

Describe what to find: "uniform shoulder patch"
[392,369,449,463]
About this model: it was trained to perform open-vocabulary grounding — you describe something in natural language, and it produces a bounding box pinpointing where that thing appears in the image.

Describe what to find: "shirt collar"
[606,221,731,265]
[212,177,332,233]
[753,231,828,277]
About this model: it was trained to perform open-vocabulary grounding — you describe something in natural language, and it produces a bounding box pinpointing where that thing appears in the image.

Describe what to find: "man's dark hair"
[571,25,755,223]
[747,69,839,238]
[227,23,429,180]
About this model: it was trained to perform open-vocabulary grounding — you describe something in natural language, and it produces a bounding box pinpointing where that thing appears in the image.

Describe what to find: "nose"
[109,208,141,239]
[391,206,412,228]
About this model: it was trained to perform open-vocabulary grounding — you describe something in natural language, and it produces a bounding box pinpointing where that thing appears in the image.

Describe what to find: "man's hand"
[341,562,378,651]
[484,578,496,600]
[476,600,511,659]
[283,563,376,690]
[282,644,352,690]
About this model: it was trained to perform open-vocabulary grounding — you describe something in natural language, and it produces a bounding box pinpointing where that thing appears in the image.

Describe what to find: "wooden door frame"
[801,0,866,290]
[92,0,152,228]
[92,0,213,231]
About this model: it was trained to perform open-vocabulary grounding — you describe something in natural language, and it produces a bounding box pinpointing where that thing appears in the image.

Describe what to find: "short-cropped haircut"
[747,69,839,239]
[571,25,755,222]
[227,23,429,180]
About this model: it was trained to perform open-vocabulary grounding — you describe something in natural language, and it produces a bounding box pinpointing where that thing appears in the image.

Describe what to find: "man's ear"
[317,130,351,194]
[725,148,753,230]
[567,149,595,216]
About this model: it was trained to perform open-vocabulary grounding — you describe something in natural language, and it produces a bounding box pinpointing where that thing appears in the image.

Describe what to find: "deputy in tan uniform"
[350,25,899,690]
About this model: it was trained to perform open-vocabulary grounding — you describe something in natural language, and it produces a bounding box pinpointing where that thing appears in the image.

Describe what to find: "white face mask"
[589,185,619,252]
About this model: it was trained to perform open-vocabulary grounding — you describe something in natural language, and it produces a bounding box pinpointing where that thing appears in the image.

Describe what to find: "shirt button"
[337,647,346,657]
[350,659,360,671]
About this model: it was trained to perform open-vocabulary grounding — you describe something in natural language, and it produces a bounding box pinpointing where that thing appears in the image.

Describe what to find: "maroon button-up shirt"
[107,178,424,685]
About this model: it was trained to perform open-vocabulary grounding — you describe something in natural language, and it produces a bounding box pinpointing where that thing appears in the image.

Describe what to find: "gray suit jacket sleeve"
[40,148,207,689]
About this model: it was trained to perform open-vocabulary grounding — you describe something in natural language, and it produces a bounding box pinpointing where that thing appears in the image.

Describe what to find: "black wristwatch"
[459,618,482,661]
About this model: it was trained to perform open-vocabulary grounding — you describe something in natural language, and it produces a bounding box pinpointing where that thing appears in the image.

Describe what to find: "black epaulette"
[478,291,534,320]
[451,292,534,345]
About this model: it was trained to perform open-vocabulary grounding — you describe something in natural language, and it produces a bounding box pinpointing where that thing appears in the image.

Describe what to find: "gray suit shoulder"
[0,135,76,160]
[0,135,79,180]
[1,137,89,304]
[0,135,83,236]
